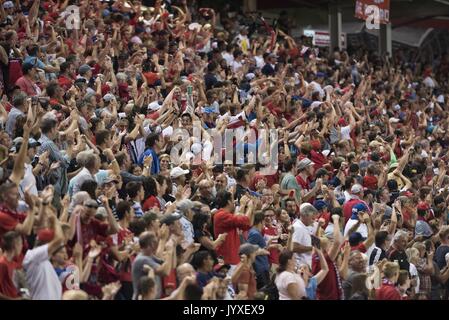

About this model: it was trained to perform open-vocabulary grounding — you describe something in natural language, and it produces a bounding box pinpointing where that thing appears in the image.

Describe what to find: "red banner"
[355,0,390,24]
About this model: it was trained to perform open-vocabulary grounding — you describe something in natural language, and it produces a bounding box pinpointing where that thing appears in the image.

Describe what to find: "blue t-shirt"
[138,148,160,174]
[247,227,270,275]
[305,276,318,300]
[24,56,46,69]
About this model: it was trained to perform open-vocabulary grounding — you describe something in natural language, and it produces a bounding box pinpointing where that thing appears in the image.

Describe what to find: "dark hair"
[350,273,369,298]
[80,180,98,199]
[235,169,248,183]
[2,231,21,251]
[46,82,60,98]
[284,158,296,172]
[139,231,158,249]
[129,217,147,237]
[277,249,294,274]
[96,130,111,146]
[126,181,143,199]
[191,250,212,270]
[145,133,160,149]
[142,177,157,199]
[116,201,133,221]
[375,230,389,247]
[184,283,203,300]
[138,276,155,297]
[40,118,58,134]
[192,212,209,233]
[215,190,232,208]
[27,44,39,56]
[330,207,343,217]
[115,152,128,168]
[253,211,265,226]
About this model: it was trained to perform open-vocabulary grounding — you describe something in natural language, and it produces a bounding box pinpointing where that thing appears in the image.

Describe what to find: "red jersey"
[262,225,280,265]
[376,279,401,300]
[143,196,161,211]
[312,252,343,300]
[0,255,20,298]
[213,209,251,265]
[342,199,364,223]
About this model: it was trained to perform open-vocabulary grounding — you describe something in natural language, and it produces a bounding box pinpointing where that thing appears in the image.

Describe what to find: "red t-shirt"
[213,209,251,265]
[262,225,280,265]
[0,206,28,260]
[232,265,257,299]
[376,280,401,300]
[363,175,378,190]
[317,211,331,230]
[296,175,311,191]
[312,252,342,300]
[58,75,73,91]
[0,256,20,298]
[143,196,161,211]
[342,199,364,224]
[110,228,134,282]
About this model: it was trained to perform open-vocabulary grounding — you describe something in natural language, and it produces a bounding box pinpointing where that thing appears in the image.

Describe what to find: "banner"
[355,0,390,24]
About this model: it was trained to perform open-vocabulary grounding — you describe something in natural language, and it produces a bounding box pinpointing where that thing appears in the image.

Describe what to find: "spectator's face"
[160,157,170,170]
[286,201,296,215]
[203,255,214,272]
[224,163,233,175]
[262,190,273,205]
[349,252,367,272]
[171,220,183,236]
[264,210,274,226]
[215,175,227,191]
[53,247,68,265]
[395,236,408,251]
[3,186,19,209]
[279,210,290,223]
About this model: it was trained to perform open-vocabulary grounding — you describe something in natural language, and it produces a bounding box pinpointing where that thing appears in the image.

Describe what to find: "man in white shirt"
[176,199,195,246]
[23,213,65,300]
[344,202,369,238]
[292,203,318,268]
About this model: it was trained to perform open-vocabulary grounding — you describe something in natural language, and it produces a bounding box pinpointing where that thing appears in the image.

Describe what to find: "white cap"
[170,167,190,179]
[3,1,14,9]
[162,126,173,137]
[389,117,400,124]
[148,101,162,111]
[246,73,256,81]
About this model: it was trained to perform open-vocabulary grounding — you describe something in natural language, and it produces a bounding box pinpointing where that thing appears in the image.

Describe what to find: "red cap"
[337,118,347,126]
[37,229,55,243]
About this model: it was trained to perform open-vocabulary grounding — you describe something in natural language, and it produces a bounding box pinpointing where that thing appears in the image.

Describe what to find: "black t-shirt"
[388,248,410,271]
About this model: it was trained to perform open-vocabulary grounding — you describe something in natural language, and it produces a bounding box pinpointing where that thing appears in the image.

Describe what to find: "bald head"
[176,263,195,282]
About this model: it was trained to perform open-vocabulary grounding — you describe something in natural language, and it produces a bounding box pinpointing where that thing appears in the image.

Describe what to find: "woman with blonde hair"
[405,247,420,296]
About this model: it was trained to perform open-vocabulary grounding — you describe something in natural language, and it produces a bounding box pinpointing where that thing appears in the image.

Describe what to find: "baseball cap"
[148,101,162,111]
[352,203,369,216]
[415,220,433,238]
[37,228,55,243]
[160,212,182,225]
[170,167,189,179]
[297,158,314,171]
[103,93,115,102]
[176,199,194,215]
[313,200,328,211]
[99,175,119,187]
[3,1,14,9]
[351,184,364,194]
[239,243,259,256]
[11,138,41,152]
[349,232,365,246]
[78,64,93,75]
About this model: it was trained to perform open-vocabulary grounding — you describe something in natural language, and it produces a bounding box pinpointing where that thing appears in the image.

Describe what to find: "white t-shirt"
[255,56,264,69]
[344,219,368,238]
[340,125,351,141]
[23,244,62,300]
[292,219,312,267]
[409,263,420,294]
[230,60,243,73]
[222,52,234,66]
[275,271,306,300]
